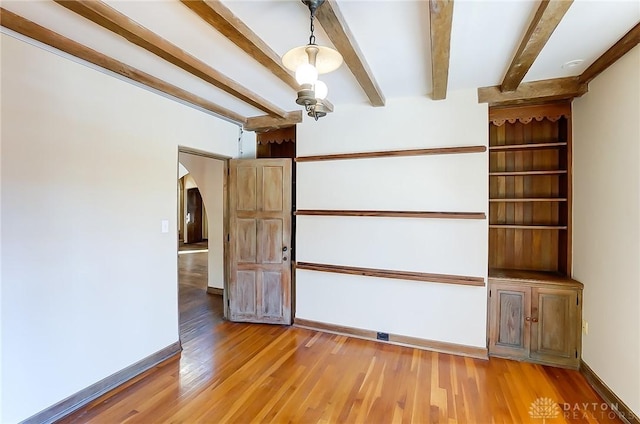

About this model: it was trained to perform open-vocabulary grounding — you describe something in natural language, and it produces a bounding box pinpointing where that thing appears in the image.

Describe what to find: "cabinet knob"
[532,317,538,323]
[525,317,531,321]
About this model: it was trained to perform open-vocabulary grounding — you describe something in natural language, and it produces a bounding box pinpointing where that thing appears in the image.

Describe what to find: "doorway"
[177,149,228,338]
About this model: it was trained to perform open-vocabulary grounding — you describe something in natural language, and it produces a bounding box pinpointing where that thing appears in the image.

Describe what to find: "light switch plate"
[161,219,169,233]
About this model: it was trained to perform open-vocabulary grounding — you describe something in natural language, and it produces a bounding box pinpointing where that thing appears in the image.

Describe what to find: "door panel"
[259,219,283,264]
[235,271,257,315]
[237,219,257,263]
[489,284,530,358]
[531,288,577,365]
[263,166,284,211]
[228,159,292,324]
[262,271,283,317]
[236,167,257,211]
[498,292,525,345]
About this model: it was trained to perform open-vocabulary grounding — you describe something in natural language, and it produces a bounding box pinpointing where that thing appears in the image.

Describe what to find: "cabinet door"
[530,287,580,367]
[489,283,531,359]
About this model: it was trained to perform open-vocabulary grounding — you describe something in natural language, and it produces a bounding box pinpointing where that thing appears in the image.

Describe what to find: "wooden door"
[186,188,203,243]
[530,287,580,367]
[228,159,292,324]
[489,283,530,359]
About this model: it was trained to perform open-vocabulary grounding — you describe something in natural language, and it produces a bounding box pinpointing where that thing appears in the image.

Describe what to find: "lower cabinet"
[488,271,583,369]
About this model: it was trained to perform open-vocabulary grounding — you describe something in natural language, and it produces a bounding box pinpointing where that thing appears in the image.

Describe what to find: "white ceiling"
[2,0,639,122]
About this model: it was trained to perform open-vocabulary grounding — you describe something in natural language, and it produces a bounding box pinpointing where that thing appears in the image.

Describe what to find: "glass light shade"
[295,63,318,85]
[283,45,343,74]
[314,80,328,99]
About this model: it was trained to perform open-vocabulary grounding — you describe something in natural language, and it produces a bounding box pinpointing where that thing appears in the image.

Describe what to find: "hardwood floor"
[58,253,620,423]
[178,252,209,290]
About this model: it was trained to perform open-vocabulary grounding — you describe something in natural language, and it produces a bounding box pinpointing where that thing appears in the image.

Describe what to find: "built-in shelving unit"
[487,102,582,369]
[488,102,572,274]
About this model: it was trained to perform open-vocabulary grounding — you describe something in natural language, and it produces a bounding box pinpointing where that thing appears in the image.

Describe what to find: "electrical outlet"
[376,332,389,341]
[582,320,589,335]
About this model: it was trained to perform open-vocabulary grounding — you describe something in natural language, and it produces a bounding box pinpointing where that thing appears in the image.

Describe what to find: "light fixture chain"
[309,10,316,45]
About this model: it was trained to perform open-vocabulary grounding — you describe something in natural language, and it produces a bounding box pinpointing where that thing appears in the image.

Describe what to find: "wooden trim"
[501,0,573,92]
[206,287,223,296]
[223,158,230,320]
[244,111,303,132]
[580,360,640,424]
[296,145,486,162]
[315,0,385,107]
[429,0,454,100]
[295,210,486,219]
[478,77,588,107]
[21,342,181,424]
[489,101,571,126]
[565,108,573,275]
[0,9,247,125]
[579,23,640,85]
[295,262,485,287]
[53,0,288,118]
[179,0,298,90]
[177,147,232,160]
[294,318,488,360]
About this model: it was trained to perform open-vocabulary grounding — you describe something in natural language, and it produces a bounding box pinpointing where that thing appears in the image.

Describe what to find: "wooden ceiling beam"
[180,0,298,90]
[429,0,454,100]
[244,111,303,132]
[315,0,385,107]
[579,22,640,85]
[54,0,288,118]
[501,0,573,92]
[478,77,588,107]
[0,8,247,125]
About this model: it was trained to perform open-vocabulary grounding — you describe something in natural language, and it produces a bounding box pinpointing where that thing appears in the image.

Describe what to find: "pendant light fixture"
[282,0,343,120]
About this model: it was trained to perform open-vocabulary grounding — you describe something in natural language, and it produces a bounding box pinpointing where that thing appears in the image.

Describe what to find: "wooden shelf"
[296,262,485,287]
[488,268,582,289]
[489,225,567,230]
[489,142,566,152]
[296,145,486,162]
[295,210,486,219]
[489,170,567,176]
[489,198,567,202]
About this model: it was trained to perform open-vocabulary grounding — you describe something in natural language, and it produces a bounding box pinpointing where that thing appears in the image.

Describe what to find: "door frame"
[177,146,231,319]
[177,149,296,324]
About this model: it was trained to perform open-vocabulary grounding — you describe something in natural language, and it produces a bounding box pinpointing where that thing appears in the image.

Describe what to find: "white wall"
[573,45,640,416]
[295,92,489,347]
[0,33,239,423]
[179,154,226,290]
[239,130,257,159]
